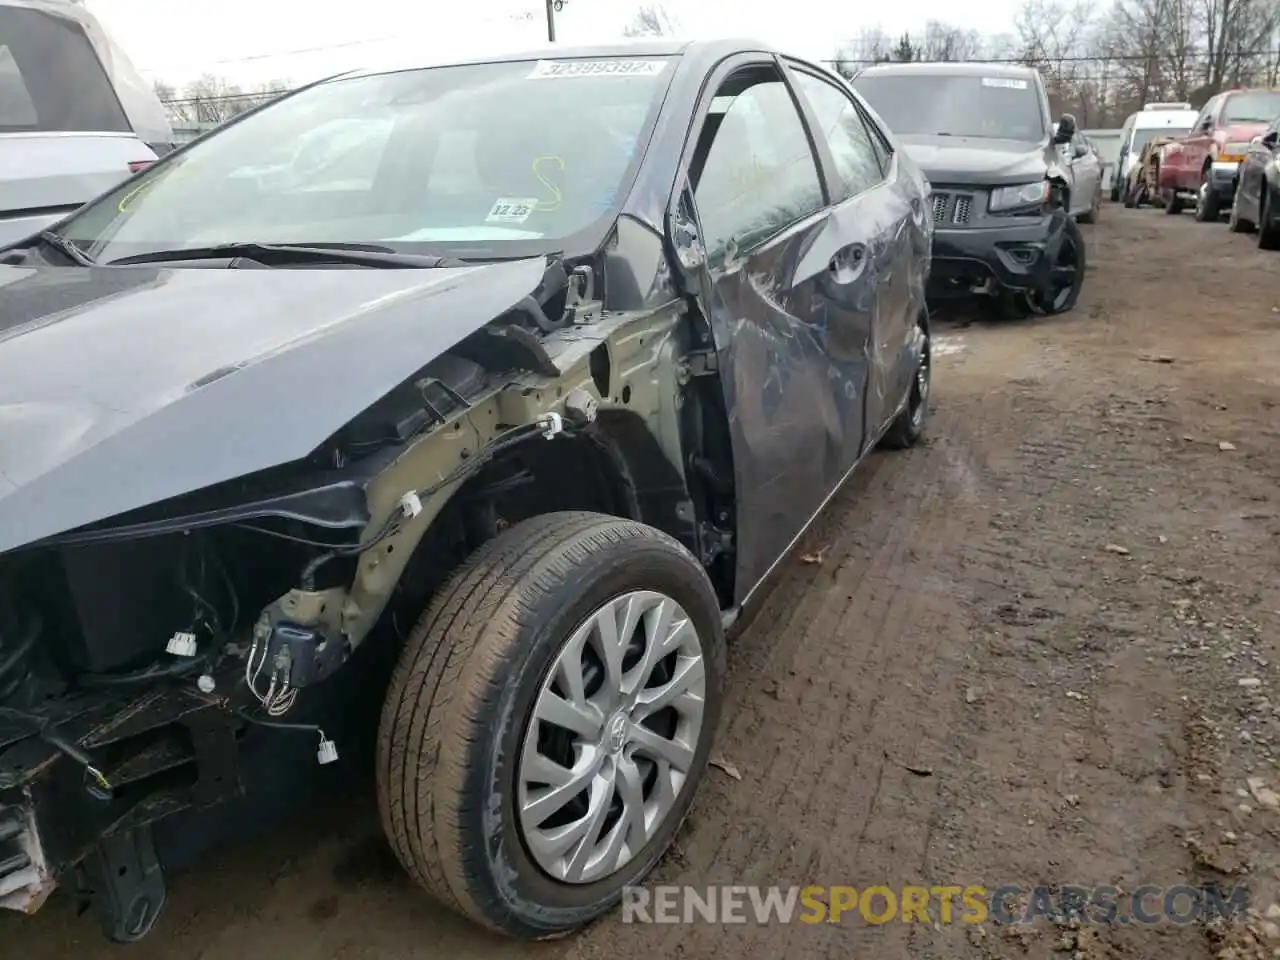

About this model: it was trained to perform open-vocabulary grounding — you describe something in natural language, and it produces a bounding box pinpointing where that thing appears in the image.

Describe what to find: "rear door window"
[791,71,886,201]
[0,6,130,133]
[692,76,826,261]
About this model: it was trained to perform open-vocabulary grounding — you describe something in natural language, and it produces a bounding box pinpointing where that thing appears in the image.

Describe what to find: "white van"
[1110,103,1200,201]
[0,0,174,245]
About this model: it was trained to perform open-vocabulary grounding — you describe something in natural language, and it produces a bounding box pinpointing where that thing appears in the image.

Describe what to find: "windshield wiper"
[105,241,461,269]
[39,230,97,266]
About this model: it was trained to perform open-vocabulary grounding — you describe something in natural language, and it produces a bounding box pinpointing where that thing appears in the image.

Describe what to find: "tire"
[1123,182,1139,208]
[880,317,931,450]
[1260,190,1280,250]
[1194,167,1222,222]
[1110,181,1120,203]
[1030,214,1086,316]
[1228,184,1255,234]
[1078,187,1100,224]
[1164,190,1184,214]
[377,511,726,939]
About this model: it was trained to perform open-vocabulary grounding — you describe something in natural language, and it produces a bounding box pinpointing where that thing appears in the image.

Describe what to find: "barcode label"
[527,59,668,80]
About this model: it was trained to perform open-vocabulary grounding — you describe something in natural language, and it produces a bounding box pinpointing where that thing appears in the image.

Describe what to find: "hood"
[895,134,1052,186]
[1222,123,1269,143]
[0,257,547,554]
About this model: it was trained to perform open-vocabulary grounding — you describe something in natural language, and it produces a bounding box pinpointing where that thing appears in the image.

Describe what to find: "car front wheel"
[377,511,725,938]
[1228,184,1255,233]
[1031,214,1086,316]
[1260,190,1280,250]
[1194,168,1222,222]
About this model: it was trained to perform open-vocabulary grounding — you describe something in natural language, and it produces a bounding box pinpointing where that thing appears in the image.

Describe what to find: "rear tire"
[1164,190,1184,214]
[880,317,931,450]
[377,511,726,939]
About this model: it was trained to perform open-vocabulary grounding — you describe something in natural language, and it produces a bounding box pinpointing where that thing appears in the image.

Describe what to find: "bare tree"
[623,4,676,38]
[919,20,987,60]
[160,74,291,126]
[1015,0,1099,118]
[828,2,1280,125]
[831,26,892,77]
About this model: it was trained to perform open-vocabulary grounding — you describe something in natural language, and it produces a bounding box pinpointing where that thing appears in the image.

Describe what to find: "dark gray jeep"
[853,61,1087,318]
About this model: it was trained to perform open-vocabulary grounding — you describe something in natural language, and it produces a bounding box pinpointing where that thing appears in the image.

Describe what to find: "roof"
[345,38,780,81]
[854,61,1040,80]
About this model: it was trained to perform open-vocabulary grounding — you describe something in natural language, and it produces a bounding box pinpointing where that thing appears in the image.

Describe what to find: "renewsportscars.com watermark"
[621,884,1250,926]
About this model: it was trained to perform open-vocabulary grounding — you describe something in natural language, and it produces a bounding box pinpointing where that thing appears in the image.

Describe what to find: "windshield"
[0,6,130,133]
[1130,126,1190,154]
[1222,91,1280,124]
[852,73,1046,140]
[56,56,673,262]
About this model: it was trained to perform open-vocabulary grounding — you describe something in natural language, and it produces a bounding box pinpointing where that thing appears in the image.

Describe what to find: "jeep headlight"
[989,181,1050,212]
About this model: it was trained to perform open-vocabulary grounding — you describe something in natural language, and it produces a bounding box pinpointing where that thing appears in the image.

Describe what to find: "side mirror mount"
[1053,113,1076,145]
[668,187,705,271]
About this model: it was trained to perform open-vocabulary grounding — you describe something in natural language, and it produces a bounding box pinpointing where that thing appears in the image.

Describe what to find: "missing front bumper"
[927,211,1067,299]
[0,683,242,937]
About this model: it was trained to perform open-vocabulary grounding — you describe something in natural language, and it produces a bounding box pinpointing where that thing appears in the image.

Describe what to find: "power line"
[157,47,1280,106]
[138,9,541,75]
[822,49,1280,65]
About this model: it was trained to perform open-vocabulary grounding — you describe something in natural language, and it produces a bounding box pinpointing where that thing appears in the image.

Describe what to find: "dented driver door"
[674,55,876,602]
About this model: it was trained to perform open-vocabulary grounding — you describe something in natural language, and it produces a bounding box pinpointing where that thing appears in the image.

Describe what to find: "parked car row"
[1112,86,1280,250]
[1113,101,1199,204]
[0,36,1090,948]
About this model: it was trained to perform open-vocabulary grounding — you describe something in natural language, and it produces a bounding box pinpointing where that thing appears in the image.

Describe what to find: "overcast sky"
[86,0,1021,90]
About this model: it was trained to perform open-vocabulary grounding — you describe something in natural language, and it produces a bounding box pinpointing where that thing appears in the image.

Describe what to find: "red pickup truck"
[1158,87,1280,221]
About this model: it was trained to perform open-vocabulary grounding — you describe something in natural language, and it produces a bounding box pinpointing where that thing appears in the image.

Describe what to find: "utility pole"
[545,0,564,42]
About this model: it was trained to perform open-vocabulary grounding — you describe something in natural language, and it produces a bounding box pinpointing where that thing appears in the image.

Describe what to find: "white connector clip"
[399,490,423,518]
[317,733,339,765]
[537,412,564,439]
[166,631,198,657]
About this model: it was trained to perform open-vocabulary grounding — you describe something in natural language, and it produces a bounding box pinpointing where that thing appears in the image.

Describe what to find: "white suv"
[0,0,174,245]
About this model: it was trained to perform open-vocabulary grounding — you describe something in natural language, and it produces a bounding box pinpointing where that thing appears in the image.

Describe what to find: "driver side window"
[691,69,825,264]
[1195,100,1217,133]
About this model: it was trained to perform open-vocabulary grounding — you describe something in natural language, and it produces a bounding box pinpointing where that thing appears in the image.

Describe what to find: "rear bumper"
[927,211,1064,298]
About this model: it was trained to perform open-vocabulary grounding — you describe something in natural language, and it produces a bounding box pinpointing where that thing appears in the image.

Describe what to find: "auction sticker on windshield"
[982,77,1029,89]
[527,59,668,79]
[486,198,539,224]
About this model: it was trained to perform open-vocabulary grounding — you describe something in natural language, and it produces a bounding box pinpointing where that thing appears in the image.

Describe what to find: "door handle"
[829,245,864,274]
[825,245,866,290]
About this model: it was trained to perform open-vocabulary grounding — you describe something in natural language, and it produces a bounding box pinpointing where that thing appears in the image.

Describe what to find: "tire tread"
[376,511,715,935]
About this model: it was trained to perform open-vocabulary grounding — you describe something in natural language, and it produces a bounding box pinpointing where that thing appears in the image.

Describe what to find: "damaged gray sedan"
[0,40,933,942]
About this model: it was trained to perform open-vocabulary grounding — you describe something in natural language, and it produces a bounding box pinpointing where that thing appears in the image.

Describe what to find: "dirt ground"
[8,205,1280,959]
